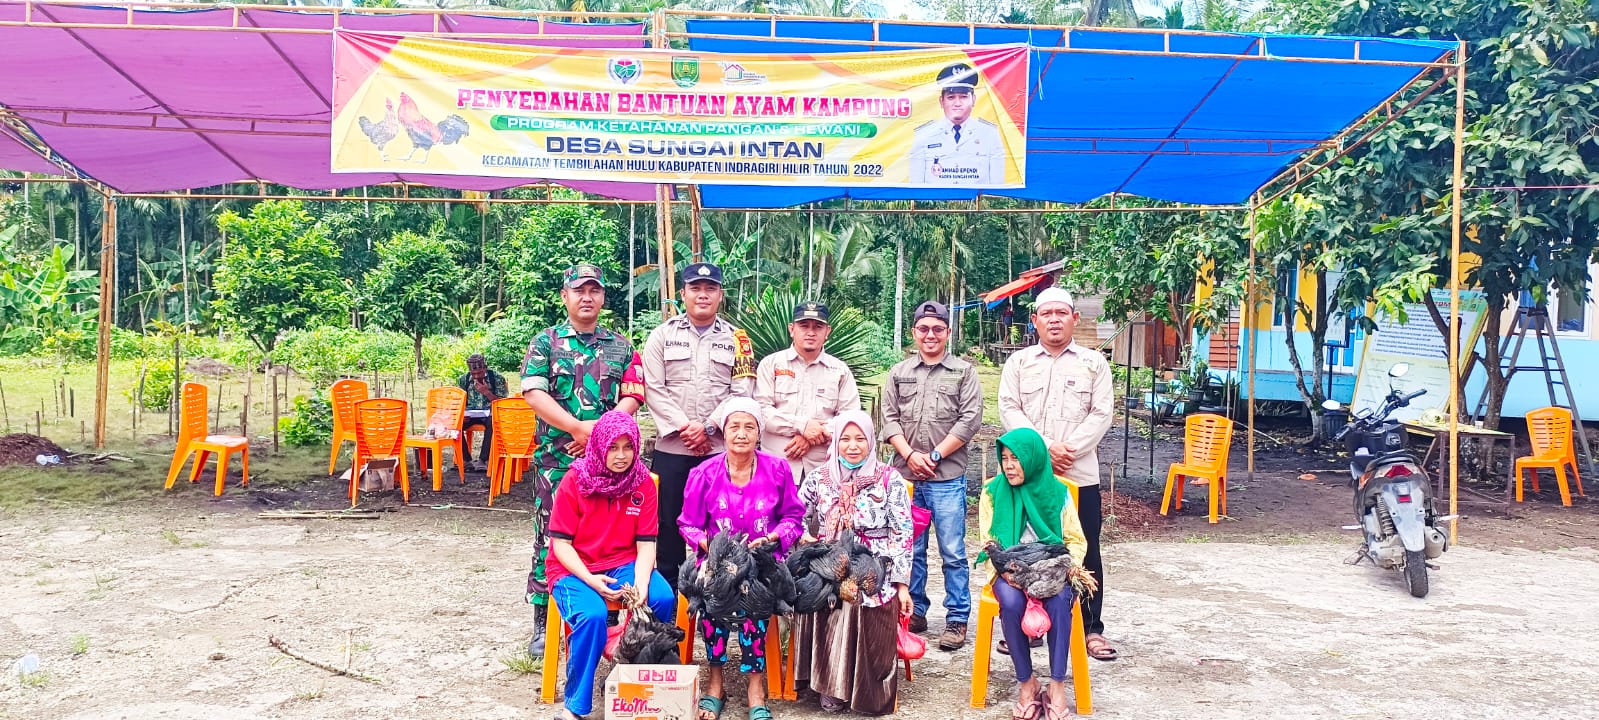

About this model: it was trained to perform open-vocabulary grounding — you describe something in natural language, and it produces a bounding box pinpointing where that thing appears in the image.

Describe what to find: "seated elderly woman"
[977,428,1089,720]
[549,411,677,720]
[678,397,805,720]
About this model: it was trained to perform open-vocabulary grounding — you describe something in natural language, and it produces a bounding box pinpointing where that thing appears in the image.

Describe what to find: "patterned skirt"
[793,601,899,716]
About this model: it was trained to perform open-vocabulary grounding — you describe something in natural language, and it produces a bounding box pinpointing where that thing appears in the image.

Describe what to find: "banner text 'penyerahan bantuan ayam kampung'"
[330,31,1029,188]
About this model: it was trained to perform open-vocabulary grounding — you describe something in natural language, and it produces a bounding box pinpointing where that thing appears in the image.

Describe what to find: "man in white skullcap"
[998,285,1118,661]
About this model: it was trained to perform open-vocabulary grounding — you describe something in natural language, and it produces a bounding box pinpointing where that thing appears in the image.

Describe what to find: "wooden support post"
[688,185,705,262]
[1447,40,1468,544]
[94,193,116,449]
[1246,199,1258,481]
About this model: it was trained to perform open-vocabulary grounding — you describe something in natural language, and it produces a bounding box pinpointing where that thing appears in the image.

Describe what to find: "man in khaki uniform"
[755,301,861,480]
[881,300,983,650]
[641,261,755,589]
[998,286,1118,661]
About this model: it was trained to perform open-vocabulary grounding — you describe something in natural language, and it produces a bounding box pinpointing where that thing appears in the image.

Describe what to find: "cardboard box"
[603,664,698,720]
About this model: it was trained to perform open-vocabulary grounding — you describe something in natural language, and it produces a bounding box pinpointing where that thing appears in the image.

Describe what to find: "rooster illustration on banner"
[357,92,469,163]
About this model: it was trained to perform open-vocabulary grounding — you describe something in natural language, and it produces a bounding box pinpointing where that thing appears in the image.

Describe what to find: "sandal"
[749,706,774,720]
[1085,634,1119,662]
[819,695,846,713]
[1010,688,1043,720]
[698,696,725,720]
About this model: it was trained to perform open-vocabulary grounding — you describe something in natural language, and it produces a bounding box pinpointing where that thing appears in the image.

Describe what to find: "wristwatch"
[929,450,943,463]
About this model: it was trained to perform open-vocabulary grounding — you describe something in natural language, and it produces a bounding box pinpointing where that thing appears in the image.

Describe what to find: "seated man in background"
[457,353,506,471]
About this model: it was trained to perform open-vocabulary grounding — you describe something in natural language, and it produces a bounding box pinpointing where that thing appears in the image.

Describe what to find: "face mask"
[841,456,866,470]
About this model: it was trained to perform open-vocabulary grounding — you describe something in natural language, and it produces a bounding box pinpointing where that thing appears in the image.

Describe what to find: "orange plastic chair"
[163,382,250,496]
[539,596,630,704]
[1160,413,1236,524]
[327,378,369,475]
[970,478,1089,713]
[403,386,468,491]
[349,398,411,507]
[1515,406,1586,507]
[487,398,538,506]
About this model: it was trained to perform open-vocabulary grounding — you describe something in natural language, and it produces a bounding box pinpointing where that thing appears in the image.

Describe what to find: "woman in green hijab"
[977,428,1088,720]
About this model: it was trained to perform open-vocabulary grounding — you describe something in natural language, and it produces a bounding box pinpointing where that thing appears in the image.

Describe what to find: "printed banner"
[331,31,1029,188]
[1352,289,1488,424]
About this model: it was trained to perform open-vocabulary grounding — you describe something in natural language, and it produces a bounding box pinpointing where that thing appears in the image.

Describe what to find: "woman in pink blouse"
[679,397,805,720]
[793,409,914,716]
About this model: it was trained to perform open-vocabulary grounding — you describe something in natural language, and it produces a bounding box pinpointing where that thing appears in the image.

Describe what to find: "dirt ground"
[5,419,1599,719]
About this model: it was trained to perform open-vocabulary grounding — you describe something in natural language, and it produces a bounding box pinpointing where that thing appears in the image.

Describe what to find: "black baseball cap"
[792,301,831,324]
[913,301,950,325]
[681,262,724,286]
[936,63,979,95]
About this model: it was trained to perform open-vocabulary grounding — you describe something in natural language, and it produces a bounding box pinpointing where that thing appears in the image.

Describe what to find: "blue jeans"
[910,477,970,625]
[551,565,676,716]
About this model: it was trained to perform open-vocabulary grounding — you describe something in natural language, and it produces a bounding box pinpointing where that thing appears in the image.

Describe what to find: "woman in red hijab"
[549,410,677,720]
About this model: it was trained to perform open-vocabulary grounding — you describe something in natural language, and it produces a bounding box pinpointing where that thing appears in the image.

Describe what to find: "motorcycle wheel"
[1404,548,1429,598]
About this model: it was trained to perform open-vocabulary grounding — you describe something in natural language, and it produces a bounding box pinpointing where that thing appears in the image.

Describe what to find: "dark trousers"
[650,449,709,591]
[994,580,1076,683]
[1077,483,1105,635]
[463,417,492,463]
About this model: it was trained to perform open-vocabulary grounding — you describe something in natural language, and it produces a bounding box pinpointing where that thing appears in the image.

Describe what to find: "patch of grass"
[468,563,490,574]
[293,685,325,701]
[161,529,182,546]
[68,633,89,656]
[500,652,539,675]
[1182,534,1214,543]
[17,669,51,689]
[86,572,118,600]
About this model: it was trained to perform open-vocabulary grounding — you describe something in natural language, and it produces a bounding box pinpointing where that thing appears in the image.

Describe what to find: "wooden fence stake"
[1,376,10,432]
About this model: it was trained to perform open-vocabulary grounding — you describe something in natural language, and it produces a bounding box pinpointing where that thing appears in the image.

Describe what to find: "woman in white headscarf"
[679,397,805,720]
[793,409,914,716]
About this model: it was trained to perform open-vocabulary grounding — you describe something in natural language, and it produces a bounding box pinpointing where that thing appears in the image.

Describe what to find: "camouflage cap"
[563,263,607,289]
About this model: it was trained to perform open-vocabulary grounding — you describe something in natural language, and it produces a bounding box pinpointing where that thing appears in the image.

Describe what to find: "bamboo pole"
[1246,198,1258,481]
[1447,41,1467,544]
[93,193,116,448]
[689,185,705,262]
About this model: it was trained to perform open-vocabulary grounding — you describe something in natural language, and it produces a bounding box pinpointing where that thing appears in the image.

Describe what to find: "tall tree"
[213,200,349,358]
[365,230,468,374]
[1260,0,1599,428]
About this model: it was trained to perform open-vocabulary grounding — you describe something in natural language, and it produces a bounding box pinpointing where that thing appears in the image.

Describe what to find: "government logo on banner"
[671,56,700,88]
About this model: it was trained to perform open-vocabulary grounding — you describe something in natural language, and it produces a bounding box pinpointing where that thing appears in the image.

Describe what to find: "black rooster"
[614,608,686,665]
[984,540,1096,599]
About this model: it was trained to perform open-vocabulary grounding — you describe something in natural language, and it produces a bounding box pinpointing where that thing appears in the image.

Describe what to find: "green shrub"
[275,326,412,385]
[280,393,334,446]
[109,328,144,360]
[122,360,176,411]
[483,315,544,374]
[423,332,486,380]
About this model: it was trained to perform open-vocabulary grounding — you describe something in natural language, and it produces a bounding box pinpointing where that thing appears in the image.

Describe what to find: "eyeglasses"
[913,325,949,336]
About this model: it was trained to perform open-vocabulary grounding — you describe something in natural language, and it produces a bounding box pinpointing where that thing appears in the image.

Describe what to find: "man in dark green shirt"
[455,354,507,471]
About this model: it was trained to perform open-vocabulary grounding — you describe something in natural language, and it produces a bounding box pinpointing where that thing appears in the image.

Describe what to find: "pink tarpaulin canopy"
[0,2,656,199]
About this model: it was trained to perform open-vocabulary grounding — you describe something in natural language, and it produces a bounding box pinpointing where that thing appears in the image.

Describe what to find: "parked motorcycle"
[1322,363,1451,598]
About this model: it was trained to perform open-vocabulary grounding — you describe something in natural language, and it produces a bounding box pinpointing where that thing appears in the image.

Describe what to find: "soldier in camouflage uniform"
[520,263,643,655]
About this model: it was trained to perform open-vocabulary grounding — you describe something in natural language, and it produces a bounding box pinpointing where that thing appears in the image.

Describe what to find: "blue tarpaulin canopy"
[685,20,1456,209]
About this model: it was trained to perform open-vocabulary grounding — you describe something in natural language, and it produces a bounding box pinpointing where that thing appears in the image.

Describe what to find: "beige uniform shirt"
[879,353,984,482]
[998,342,1114,487]
[641,314,753,456]
[754,348,861,478]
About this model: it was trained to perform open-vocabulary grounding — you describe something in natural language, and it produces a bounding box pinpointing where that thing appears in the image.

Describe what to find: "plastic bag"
[896,615,927,660]
[1021,597,1051,639]
[601,618,627,661]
